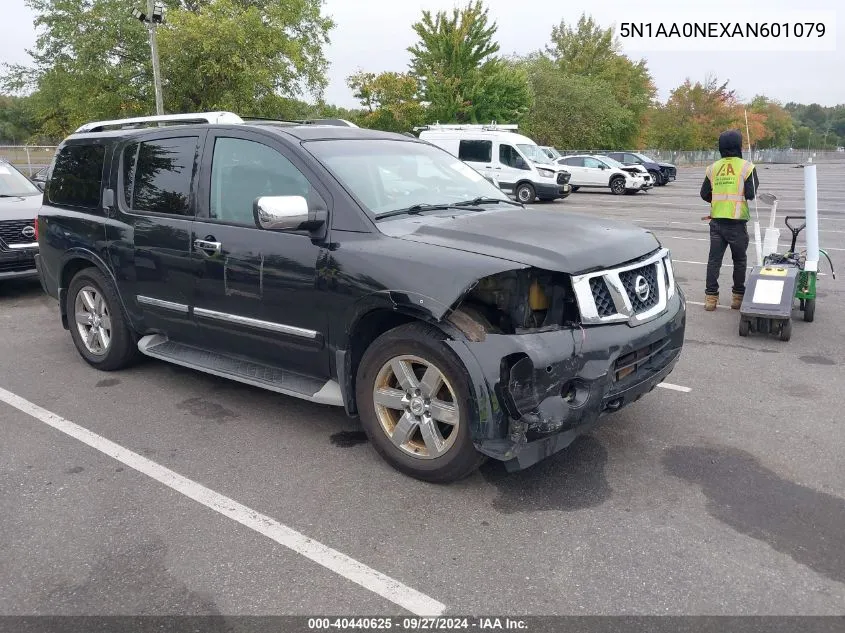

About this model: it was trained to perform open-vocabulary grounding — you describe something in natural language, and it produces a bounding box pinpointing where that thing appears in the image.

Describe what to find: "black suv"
[606,152,677,186]
[36,112,686,482]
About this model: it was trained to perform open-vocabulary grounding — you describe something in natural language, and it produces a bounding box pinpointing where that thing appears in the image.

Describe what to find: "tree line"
[2,0,843,151]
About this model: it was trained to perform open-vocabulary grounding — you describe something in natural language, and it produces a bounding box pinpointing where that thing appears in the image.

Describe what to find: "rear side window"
[458,140,491,163]
[47,144,105,209]
[563,157,583,167]
[122,136,198,215]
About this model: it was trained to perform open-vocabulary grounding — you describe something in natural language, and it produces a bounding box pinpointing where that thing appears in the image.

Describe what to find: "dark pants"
[705,219,749,296]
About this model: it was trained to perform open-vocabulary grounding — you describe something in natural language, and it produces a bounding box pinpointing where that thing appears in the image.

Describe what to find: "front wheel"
[650,170,663,186]
[779,319,793,341]
[67,268,140,371]
[515,183,536,204]
[355,323,484,483]
[610,177,626,195]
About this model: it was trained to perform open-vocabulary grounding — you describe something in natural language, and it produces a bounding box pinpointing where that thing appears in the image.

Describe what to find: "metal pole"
[147,0,164,115]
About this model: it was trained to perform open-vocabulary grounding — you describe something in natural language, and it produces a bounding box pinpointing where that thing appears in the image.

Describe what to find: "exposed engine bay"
[448,269,581,338]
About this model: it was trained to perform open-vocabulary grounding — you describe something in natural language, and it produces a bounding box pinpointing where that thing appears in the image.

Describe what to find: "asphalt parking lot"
[1,164,844,617]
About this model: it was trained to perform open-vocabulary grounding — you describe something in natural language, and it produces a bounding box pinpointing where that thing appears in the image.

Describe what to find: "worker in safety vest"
[700,129,760,311]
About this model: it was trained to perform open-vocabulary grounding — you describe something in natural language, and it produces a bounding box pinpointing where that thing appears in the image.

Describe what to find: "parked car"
[0,159,42,282]
[595,155,654,191]
[606,152,676,186]
[557,154,647,195]
[417,123,571,203]
[37,111,685,483]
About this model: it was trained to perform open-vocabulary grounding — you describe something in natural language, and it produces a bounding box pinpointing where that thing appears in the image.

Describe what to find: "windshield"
[0,162,41,197]
[516,144,554,165]
[541,146,561,159]
[305,139,510,216]
[596,155,626,169]
[633,152,657,163]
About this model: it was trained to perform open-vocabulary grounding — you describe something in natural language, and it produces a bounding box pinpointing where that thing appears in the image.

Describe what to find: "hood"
[381,207,661,274]
[658,161,675,168]
[719,129,743,158]
[0,193,42,221]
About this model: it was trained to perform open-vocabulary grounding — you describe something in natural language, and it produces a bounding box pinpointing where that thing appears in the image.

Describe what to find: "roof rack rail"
[413,121,519,132]
[74,111,244,133]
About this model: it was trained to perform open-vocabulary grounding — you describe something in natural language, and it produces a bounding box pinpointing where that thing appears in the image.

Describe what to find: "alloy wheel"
[372,355,460,459]
[74,285,112,356]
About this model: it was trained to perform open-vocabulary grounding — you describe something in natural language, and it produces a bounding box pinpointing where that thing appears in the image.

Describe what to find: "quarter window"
[122,137,198,215]
[209,137,313,226]
[47,144,106,209]
[458,140,492,163]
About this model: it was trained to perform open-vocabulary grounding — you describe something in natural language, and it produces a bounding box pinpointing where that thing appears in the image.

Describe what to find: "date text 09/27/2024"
[307,617,528,630]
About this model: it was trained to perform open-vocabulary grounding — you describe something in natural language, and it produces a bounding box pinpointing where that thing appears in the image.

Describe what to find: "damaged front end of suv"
[440,248,685,472]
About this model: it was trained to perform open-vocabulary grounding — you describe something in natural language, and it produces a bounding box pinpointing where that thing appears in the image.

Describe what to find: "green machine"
[739,179,836,341]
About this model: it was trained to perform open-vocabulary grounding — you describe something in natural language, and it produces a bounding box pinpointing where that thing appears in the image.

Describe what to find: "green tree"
[517,55,633,149]
[0,95,37,143]
[3,0,334,137]
[407,0,530,123]
[748,95,793,148]
[347,70,427,132]
[546,13,656,139]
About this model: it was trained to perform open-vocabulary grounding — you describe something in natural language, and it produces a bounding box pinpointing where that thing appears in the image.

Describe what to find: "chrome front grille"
[0,220,35,247]
[572,248,676,325]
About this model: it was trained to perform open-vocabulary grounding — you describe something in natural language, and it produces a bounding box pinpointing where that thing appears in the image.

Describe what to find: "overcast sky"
[1,0,842,108]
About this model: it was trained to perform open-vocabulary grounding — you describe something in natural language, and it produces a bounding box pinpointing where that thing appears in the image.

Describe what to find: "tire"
[650,170,663,186]
[779,319,792,341]
[515,182,536,204]
[610,176,626,195]
[67,267,140,371]
[570,186,580,192]
[803,298,815,322]
[738,318,750,337]
[355,322,485,483]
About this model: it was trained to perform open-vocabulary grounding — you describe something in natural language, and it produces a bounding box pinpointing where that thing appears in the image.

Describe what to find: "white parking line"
[672,259,827,276]
[686,300,731,311]
[658,235,845,252]
[657,382,692,393]
[0,387,447,617]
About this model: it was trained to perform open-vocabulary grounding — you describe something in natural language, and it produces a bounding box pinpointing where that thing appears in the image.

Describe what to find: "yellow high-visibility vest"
[705,157,754,220]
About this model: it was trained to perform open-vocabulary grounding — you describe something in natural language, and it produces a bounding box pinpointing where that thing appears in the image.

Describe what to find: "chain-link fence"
[0,146,58,176]
[557,148,845,166]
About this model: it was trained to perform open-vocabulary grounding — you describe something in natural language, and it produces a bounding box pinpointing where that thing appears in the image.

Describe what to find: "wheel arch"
[58,249,128,331]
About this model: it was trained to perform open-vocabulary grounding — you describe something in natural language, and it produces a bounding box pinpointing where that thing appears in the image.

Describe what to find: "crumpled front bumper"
[446,290,686,471]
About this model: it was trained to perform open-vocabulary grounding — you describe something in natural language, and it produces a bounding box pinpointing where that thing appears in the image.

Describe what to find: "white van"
[416,123,572,203]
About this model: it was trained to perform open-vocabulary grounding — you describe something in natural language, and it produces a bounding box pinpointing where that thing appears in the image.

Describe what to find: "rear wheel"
[739,318,750,337]
[67,268,139,371]
[355,323,484,483]
[610,176,626,195]
[515,182,536,204]
[803,298,815,322]
[779,319,792,341]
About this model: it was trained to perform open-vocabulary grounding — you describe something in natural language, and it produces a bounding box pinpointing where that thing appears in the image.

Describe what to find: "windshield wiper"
[453,196,524,208]
[376,202,486,220]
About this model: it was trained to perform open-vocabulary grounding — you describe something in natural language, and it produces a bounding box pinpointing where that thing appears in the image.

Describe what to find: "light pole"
[132,1,165,115]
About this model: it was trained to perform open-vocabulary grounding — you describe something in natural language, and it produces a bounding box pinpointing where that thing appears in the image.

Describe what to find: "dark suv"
[36,112,686,482]
[606,152,677,186]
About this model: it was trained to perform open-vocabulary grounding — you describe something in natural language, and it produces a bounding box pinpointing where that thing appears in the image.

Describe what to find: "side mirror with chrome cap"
[253,195,327,233]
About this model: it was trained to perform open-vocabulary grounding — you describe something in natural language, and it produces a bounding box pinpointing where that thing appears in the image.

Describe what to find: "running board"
[137,334,343,406]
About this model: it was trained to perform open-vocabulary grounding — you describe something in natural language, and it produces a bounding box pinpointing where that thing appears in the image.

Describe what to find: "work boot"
[731,293,743,310]
[704,294,718,311]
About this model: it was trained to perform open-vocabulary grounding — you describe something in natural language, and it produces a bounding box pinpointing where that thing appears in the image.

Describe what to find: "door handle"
[193,238,222,255]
